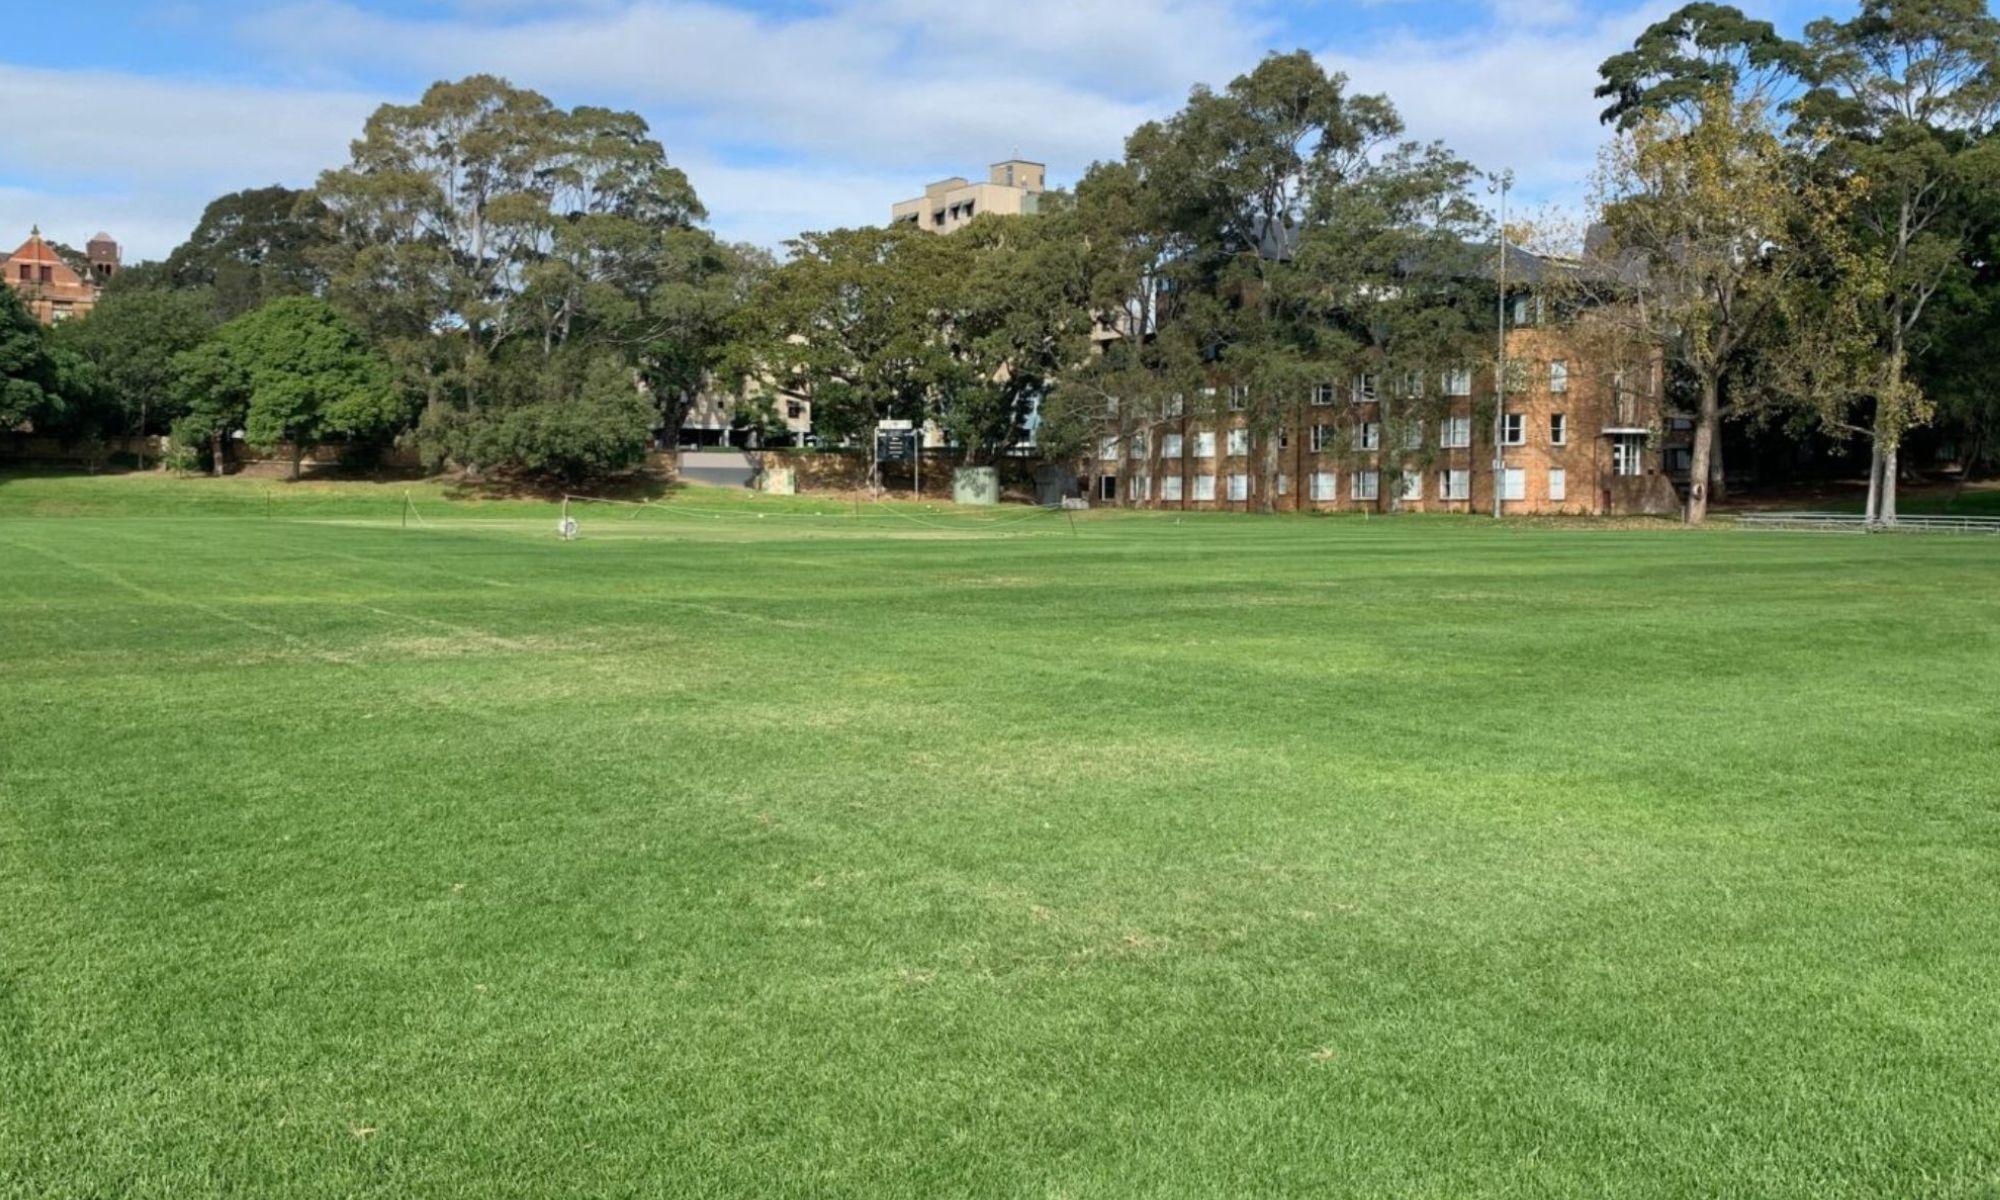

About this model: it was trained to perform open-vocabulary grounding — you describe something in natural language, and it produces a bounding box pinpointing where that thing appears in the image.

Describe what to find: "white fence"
[1738,511,2000,534]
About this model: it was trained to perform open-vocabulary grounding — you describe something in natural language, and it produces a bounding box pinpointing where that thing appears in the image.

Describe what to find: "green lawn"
[3,472,1998,1198]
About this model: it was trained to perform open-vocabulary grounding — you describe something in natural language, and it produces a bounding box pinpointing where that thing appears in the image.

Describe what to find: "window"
[1511,295,1533,326]
[38,265,52,284]
[963,201,975,217]
[1161,474,1184,501]
[1194,431,1216,458]
[1310,471,1336,501]
[1400,471,1424,502]
[1312,383,1337,406]
[1099,474,1117,501]
[1402,421,1423,450]
[15,265,27,281]
[1310,423,1332,452]
[1228,386,1249,411]
[1131,473,1151,501]
[1277,427,1290,450]
[1440,469,1470,500]
[1397,371,1424,398]
[1226,428,1249,456]
[1666,446,1693,473]
[1100,437,1119,461]
[1549,360,1569,393]
[1549,413,1567,446]
[933,210,946,226]
[1443,367,1473,397]
[1548,467,1567,502]
[1503,360,1528,393]
[1227,473,1250,501]
[1441,415,1471,449]
[1614,435,1644,477]
[1276,473,1291,496]
[1501,413,1525,446]
[1163,393,1185,418]
[1352,374,1378,403]
[1162,433,1184,458]
[1501,467,1525,501]
[1351,470,1380,501]
[1193,473,1217,501]
[1353,422,1380,451]
[786,401,804,420]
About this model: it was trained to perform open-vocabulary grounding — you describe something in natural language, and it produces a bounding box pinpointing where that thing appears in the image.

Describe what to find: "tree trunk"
[211,431,225,478]
[291,443,304,482]
[1877,350,1902,525]
[1685,374,1720,524]
[1880,442,1899,526]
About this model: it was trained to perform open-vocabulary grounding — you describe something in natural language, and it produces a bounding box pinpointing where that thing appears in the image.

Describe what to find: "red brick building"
[1089,321,1685,518]
[4,227,119,324]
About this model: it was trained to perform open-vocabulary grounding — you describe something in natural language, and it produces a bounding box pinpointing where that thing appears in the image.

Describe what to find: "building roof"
[8,230,65,265]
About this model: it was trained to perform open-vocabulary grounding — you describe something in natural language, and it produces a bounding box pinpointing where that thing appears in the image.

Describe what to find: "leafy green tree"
[449,350,658,483]
[169,297,402,478]
[0,285,88,436]
[1793,0,2000,523]
[152,186,333,320]
[1586,89,1829,522]
[316,76,716,473]
[52,288,217,446]
[1596,3,1807,129]
[727,223,948,451]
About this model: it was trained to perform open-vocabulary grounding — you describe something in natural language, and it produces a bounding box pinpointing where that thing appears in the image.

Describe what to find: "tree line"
[3,0,1996,520]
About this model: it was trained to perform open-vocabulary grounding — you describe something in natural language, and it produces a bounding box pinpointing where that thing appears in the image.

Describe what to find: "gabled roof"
[8,231,64,265]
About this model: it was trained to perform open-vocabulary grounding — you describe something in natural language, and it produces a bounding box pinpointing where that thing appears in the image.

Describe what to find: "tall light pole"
[1489,169,1513,519]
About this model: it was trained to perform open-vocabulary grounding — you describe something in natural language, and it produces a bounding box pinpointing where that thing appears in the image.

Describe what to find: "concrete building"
[891,160,1046,233]
[4,227,117,324]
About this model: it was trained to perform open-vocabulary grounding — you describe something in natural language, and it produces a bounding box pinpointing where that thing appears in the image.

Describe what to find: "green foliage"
[51,288,217,435]
[169,297,401,472]
[1596,3,1806,128]
[153,186,333,321]
[0,284,89,435]
[419,349,656,481]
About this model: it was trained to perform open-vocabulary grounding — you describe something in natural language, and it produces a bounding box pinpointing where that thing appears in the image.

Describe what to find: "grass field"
[3,471,1998,1197]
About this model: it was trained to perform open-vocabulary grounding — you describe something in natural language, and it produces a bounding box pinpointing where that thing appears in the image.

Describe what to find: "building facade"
[1088,323,1685,518]
[3,227,118,324]
[891,160,1046,233]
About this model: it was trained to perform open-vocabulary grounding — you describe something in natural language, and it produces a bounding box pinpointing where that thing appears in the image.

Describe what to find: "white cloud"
[0,65,376,259]
[1320,1,1667,211]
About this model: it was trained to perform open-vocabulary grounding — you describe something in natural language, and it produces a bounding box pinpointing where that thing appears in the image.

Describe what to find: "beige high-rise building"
[891,160,1045,233]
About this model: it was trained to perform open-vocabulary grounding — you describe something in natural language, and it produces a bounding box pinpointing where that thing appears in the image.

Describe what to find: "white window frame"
[1443,367,1472,397]
[1163,393,1185,418]
[1161,432,1184,459]
[1310,471,1336,501]
[1226,472,1250,501]
[1351,470,1380,501]
[1549,413,1567,446]
[1351,374,1378,404]
[1194,431,1216,459]
[1441,469,1469,500]
[1402,421,1424,451]
[1613,435,1643,477]
[1441,415,1470,449]
[1192,473,1217,501]
[1099,437,1119,461]
[1400,471,1423,502]
[1311,383,1337,407]
[1547,467,1566,502]
[1276,473,1291,496]
[1129,431,1148,458]
[1353,422,1381,451]
[1501,467,1526,501]
[1161,474,1184,502]
[1226,428,1249,456]
[1549,359,1569,394]
[1310,424,1332,453]
[1501,413,1525,446]
[1227,385,1249,412]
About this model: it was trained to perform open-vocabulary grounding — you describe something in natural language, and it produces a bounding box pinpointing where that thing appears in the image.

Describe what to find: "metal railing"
[1738,510,2000,534]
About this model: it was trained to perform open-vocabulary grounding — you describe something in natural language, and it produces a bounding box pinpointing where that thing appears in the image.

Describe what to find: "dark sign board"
[876,430,917,463]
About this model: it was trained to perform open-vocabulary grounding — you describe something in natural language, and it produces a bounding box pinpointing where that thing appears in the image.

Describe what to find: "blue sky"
[5,0,1825,260]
